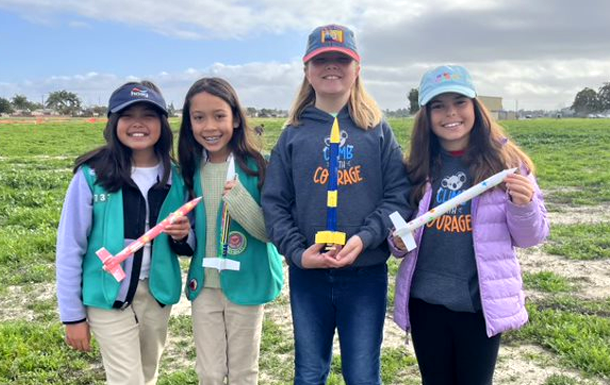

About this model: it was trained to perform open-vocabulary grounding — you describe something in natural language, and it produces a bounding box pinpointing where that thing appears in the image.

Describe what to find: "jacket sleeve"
[169,231,195,256]
[356,121,413,249]
[224,180,268,243]
[56,169,92,324]
[261,133,307,268]
[506,173,550,248]
[387,232,409,258]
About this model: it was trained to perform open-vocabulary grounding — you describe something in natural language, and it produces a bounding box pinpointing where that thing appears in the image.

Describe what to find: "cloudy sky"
[1,0,609,111]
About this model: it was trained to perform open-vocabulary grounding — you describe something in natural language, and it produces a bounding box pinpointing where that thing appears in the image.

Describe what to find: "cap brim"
[109,99,168,116]
[420,85,477,107]
[303,47,360,63]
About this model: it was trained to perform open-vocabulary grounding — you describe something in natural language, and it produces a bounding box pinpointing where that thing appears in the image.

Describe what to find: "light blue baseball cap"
[418,65,476,107]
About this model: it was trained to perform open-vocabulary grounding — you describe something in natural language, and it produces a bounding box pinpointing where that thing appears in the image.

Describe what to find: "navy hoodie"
[261,105,411,268]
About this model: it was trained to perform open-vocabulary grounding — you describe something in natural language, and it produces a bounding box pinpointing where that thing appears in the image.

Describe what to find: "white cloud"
[0,62,304,109]
[1,0,609,110]
[2,58,608,111]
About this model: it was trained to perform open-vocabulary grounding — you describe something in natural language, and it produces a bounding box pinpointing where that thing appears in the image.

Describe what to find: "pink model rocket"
[96,196,202,282]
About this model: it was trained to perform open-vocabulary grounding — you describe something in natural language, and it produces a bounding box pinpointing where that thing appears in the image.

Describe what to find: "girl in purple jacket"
[390,65,549,385]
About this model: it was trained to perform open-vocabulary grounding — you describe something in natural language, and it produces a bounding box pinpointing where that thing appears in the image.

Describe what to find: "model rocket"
[97,196,202,282]
[390,167,518,251]
[202,155,241,271]
[315,117,346,248]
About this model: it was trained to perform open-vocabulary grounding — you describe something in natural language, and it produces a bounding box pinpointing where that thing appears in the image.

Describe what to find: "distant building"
[31,109,59,116]
[478,96,503,120]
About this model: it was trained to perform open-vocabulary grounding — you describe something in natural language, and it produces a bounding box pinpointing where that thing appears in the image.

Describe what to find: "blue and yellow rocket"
[315,117,346,248]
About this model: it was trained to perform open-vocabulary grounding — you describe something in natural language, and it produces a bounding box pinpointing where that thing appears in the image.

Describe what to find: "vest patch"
[227,231,247,255]
[189,278,198,292]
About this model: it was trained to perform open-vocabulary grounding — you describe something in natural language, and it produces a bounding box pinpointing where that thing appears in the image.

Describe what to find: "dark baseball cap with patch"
[303,24,360,63]
[107,83,168,116]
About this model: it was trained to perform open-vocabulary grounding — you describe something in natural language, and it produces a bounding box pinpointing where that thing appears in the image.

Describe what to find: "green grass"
[1,117,609,384]
[524,271,573,293]
[543,374,600,385]
[509,301,610,378]
[0,322,104,384]
[544,223,610,260]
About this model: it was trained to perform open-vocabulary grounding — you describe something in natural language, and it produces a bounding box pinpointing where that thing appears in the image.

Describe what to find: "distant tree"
[597,82,610,111]
[259,108,273,118]
[45,90,82,116]
[167,102,176,117]
[246,107,258,117]
[0,97,13,114]
[408,88,419,115]
[92,105,108,116]
[11,94,31,110]
[571,87,599,116]
[80,108,94,117]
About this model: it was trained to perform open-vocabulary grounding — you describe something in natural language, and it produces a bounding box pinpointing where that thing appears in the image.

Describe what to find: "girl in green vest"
[177,77,283,385]
[56,81,192,385]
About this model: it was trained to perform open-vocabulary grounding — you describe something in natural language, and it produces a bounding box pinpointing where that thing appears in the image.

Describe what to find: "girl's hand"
[164,215,191,241]
[392,235,407,251]
[301,243,344,269]
[504,174,535,206]
[334,235,363,267]
[223,178,239,196]
[65,322,91,352]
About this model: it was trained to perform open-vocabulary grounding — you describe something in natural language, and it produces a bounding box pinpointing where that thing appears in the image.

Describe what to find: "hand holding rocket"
[390,168,517,252]
[96,196,202,282]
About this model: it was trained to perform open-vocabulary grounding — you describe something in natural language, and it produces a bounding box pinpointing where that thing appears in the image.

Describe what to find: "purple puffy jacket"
[392,173,549,337]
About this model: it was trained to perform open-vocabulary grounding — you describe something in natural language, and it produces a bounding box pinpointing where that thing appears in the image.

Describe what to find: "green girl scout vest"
[186,158,283,305]
[80,164,186,309]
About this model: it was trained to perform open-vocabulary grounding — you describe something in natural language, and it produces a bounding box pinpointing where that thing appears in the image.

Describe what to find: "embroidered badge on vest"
[188,278,198,291]
[227,231,247,255]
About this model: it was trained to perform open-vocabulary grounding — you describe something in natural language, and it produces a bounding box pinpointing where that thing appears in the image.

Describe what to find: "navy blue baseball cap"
[303,24,360,63]
[108,83,168,116]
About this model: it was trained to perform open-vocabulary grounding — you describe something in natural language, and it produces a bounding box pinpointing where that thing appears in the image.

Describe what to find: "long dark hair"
[178,77,265,196]
[405,98,534,207]
[73,81,174,192]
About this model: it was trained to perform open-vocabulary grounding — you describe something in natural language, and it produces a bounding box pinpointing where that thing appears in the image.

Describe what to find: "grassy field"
[0,117,609,384]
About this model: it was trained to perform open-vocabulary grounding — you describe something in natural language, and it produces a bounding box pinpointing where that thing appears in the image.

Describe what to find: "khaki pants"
[191,288,264,385]
[87,280,172,385]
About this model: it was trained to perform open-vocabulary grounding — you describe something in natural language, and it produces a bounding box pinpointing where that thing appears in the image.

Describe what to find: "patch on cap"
[303,24,360,63]
[321,28,344,44]
[130,87,149,98]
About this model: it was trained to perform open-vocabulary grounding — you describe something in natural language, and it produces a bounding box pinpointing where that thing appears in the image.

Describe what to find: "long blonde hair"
[285,66,382,130]
[406,98,535,207]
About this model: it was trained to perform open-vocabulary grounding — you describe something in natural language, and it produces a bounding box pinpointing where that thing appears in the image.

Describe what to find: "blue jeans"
[289,263,388,385]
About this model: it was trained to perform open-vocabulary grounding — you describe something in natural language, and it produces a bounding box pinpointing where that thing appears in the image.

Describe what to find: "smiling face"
[116,103,161,160]
[189,91,236,163]
[305,51,360,110]
[428,93,476,151]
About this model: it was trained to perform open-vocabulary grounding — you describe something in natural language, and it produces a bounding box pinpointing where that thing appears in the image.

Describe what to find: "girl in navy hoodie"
[262,24,410,385]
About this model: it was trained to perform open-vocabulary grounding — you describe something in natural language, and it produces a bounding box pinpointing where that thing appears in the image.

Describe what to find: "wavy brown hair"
[178,77,266,197]
[405,98,534,207]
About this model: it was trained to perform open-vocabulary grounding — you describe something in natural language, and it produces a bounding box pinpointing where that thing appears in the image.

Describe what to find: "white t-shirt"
[131,163,162,280]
